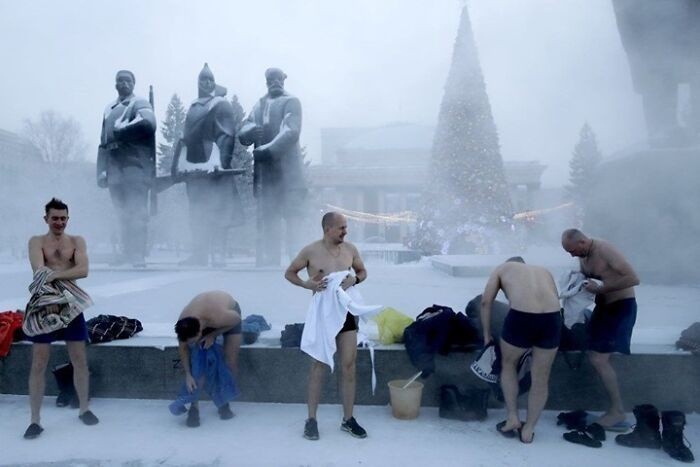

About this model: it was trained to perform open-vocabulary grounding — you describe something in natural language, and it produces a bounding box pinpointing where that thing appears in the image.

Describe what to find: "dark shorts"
[222,302,243,336]
[589,297,637,354]
[501,309,562,349]
[337,312,359,335]
[27,313,88,344]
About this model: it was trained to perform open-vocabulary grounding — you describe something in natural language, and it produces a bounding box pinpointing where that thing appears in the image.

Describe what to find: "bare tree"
[22,110,87,166]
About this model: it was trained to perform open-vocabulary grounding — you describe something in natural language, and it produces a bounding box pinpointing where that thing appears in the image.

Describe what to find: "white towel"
[558,270,595,328]
[301,271,382,371]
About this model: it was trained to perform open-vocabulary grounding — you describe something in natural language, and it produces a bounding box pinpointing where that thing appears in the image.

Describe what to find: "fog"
[0,0,646,187]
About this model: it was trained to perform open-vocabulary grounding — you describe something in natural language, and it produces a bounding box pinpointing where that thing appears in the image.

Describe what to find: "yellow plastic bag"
[373,308,414,345]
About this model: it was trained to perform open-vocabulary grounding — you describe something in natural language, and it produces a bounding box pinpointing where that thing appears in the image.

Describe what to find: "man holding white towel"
[285,212,374,441]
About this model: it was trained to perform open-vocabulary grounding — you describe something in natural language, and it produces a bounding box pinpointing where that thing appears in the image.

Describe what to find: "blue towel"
[242,314,271,334]
[169,343,238,415]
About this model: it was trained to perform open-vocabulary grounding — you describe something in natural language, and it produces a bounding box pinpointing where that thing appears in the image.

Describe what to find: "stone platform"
[2,341,698,412]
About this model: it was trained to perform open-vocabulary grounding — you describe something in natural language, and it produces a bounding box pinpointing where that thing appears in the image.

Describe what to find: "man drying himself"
[481,256,562,444]
[285,212,378,441]
[174,291,242,427]
[561,228,639,429]
[24,198,99,439]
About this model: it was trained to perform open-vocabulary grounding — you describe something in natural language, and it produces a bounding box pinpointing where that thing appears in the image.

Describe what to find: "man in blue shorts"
[562,229,640,429]
[174,291,242,427]
[481,256,562,444]
[24,198,99,439]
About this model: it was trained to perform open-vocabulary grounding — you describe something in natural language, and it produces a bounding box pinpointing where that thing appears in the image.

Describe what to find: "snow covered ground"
[2,395,697,467]
[0,250,697,349]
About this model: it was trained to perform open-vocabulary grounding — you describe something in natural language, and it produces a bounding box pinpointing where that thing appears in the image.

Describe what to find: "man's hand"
[584,280,602,294]
[305,273,328,293]
[340,275,356,290]
[185,374,197,393]
[45,270,57,283]
[201,334,216,349]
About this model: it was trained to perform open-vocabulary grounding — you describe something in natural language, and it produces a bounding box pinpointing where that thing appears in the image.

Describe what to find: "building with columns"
[308,123,547,243]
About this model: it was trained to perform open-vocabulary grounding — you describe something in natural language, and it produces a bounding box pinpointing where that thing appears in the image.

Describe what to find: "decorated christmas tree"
[412,5,513,254]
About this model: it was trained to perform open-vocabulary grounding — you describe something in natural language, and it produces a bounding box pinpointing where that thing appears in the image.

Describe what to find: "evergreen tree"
[566,123,602,225]
[157,94,186,176]
[412,5,512,255]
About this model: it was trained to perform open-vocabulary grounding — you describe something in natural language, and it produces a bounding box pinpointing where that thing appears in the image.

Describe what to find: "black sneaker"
[218,403,234,420]
[186,406,200,428]
[304,418,319,440]
[79,410,99,426]
[341,417,367,439]
[23,423,44,439]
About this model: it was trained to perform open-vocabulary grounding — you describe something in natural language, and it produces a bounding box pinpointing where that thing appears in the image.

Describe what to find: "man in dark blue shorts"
[174,291,242,427]
[24,198,99,439]
[562,229,640,429]
[481,257,562,444]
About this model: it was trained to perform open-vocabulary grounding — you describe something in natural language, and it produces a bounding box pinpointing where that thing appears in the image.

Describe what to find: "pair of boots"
[616,404,694,463]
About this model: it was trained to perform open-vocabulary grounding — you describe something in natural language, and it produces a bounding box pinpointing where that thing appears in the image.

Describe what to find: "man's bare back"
[579,239,636,303]
[179,291,239,329]
[495,262,560,313]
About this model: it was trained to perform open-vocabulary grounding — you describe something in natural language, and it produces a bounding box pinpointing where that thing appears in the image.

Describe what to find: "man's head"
[175,317,201,344]
[44,198,69,235]
[265,67,287,97]
[505,256,525,264]
[115,70,135,99]
[198,63,216,97]
[561,228,590,257]
[322,212,348,244]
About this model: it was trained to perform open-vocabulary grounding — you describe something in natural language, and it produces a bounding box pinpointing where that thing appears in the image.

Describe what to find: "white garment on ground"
[301,271,383,371]
[558,270,596,328]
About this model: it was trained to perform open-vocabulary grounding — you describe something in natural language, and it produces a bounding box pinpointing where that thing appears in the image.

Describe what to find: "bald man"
[481,256,562,444]
[561,228,640,429]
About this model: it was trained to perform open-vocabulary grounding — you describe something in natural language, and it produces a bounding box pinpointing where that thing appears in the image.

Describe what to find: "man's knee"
[588,351,611,369]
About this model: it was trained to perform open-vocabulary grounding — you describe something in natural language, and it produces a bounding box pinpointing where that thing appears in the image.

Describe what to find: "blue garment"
[169,343,238,415]
[242,314,271,334]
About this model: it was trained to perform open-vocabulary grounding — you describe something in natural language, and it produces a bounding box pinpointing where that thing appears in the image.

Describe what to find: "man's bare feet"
[596,411,626,428]
[497,419,522,438]
[519,424,535,444]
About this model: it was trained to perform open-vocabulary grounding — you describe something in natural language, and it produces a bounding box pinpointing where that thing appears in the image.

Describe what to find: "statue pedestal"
[585,147,700,284]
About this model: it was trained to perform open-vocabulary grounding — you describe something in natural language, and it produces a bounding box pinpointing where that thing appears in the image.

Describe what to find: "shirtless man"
[481,256,562,444]
[174,290,242,427]
[284,212,368,441]
[561,228,640,428]
[24,198,99,439]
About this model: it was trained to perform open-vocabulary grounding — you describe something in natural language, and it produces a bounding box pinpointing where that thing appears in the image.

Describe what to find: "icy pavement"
[2,395,697,467]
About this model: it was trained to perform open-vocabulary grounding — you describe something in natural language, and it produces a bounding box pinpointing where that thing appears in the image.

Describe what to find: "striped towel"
[22,267,93,337]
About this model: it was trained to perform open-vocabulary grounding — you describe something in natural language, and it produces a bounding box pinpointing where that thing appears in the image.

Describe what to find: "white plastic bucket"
[388,379,424,420]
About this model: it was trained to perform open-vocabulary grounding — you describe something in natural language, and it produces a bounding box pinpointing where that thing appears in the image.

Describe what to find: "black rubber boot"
[661,411,695,463]
[615,404,661,449]
[52,363,77,408]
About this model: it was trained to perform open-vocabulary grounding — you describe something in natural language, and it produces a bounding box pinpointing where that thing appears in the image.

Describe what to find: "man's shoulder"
[28,235,45,246]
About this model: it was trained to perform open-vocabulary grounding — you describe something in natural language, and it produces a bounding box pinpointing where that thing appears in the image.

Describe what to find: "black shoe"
[586,423,606,442]
[615,405,661,449]
[557,410,589,431]
[23,423,44,439]
[186,406,200,428]
[662,411,695,463]
[79,410,99,426]
[304,418,319,440]
[564,430,603,448]
[218,403,234,420]
[341,417,367,439]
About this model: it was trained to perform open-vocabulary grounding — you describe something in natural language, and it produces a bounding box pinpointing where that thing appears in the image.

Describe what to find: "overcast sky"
[0,0,645,186]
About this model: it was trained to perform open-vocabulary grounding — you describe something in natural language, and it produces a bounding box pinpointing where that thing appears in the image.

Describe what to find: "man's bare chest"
[42,243,75,269]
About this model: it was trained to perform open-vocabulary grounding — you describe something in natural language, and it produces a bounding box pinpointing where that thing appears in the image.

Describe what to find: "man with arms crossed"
[285,212,368,440]
[25,198,99,439]
[174,291,242,426]
[561,228,639,428]
[481,256,561,444]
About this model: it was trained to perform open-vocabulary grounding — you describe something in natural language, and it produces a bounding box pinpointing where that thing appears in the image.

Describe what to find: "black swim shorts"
[337,312,359,335]
[589,297,637,354]
[501,309,562,349]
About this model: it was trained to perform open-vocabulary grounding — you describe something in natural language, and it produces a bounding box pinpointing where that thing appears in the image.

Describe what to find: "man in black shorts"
[174,291,242,426]
[562,229,640,429]
[481,257,562,444]
[285,212,369,441]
